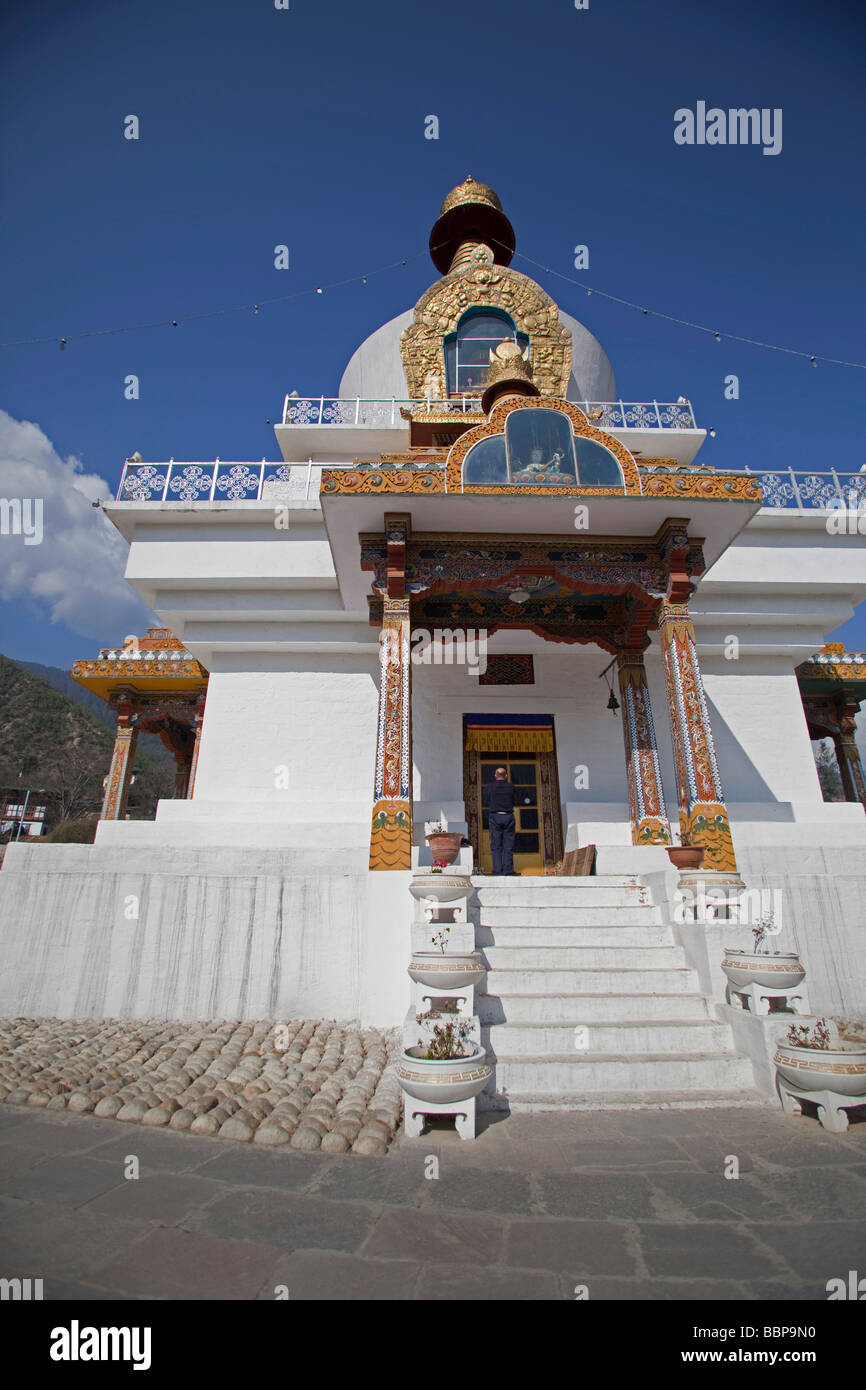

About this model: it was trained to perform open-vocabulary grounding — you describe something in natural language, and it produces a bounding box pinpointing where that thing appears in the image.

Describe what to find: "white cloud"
[0,409,154,640]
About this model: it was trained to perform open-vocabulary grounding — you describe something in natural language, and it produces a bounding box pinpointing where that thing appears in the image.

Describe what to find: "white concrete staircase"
[474,875,762,1111]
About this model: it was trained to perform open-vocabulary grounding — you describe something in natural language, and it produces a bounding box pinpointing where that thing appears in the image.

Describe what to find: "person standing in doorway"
[486,766,522,876]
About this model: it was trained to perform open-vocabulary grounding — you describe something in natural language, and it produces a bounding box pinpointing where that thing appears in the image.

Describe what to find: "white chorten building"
[2,178,865,1109]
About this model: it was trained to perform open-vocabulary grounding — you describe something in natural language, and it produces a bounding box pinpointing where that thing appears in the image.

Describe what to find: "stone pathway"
[0,1103,864,1300]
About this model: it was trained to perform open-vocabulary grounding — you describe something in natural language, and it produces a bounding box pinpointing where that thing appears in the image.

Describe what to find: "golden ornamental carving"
[321,469,445,496]
[439,176,502,216]
[445,397,641,496]
[401,265,573,400]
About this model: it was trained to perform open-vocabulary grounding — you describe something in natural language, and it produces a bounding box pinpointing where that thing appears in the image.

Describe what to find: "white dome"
[338,307,616,402]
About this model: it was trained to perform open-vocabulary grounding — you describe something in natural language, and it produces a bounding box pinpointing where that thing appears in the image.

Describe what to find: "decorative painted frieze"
[657,601,737,872]
[101,705,138,821]
[616,650,672,845]
[369,595,413,871]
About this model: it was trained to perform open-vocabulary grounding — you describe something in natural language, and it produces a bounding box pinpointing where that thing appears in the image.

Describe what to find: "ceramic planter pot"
[667,845,705,870]
[408,951,484,990]
[722,950,806,991]
[424,832,463,865]
[773,1043,866,1098]
[396,1045,491,1104]
[409,871,472,904]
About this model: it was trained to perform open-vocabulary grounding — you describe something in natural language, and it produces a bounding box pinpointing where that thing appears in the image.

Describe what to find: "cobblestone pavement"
[0,1103,864,1300]
[0,1018,402,1154]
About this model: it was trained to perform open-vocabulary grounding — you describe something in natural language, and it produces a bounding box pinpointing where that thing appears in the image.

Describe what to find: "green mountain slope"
[0,655,175,827]
[11,658,173,765]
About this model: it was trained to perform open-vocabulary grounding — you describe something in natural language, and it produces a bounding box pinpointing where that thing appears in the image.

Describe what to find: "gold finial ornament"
[481,340,539,414]
[429,174,515,275]
[439,175,503,217]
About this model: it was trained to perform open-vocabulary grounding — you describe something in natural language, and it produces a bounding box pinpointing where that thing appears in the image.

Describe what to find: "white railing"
[115,460,866,509]
[280,396,699,430]
[743,467,866,512]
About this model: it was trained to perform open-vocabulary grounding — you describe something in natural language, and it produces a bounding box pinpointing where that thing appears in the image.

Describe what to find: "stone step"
[476,924,675,948]
[474,875,643,889]
[475,885,653,908]
[486,1051,757,1094]
[487,1090,770,1113]
[479,906,663,927]
[477,992,713,1023]
[481,944,686,971]
[484,967,700,994]
[481,1019,734,1055]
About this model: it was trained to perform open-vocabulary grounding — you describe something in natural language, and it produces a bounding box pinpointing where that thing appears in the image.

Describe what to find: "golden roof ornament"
[481,339,539,414]
[439,175,503,217]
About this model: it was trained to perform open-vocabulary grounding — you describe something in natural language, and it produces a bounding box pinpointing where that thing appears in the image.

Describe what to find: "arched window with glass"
[443,308,529,396]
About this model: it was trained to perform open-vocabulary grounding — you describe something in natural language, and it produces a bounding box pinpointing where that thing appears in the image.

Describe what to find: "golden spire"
[430,175,515,275]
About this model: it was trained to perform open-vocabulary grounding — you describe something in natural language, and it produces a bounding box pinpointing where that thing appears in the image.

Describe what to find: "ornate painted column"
[834,707,866,806]
[101,695,139,820]
[656,601,738,872]
[369,595,412,869]
[616,650,671,845]
[186,694,206,799]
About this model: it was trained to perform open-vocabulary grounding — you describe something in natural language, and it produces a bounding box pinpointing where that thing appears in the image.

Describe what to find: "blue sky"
[1,0,864,667]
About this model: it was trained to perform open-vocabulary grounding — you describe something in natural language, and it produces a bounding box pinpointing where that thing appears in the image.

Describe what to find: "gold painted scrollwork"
[401,266,573,400]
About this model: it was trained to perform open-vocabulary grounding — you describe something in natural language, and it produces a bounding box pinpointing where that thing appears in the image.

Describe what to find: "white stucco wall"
[191,658,379,819]
[337,306,616,403]
[0,845,409,1026]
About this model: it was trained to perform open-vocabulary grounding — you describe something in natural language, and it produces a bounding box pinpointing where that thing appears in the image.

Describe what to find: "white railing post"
[830,468,845,508]
[210,462,218,501]
[165,460,173,501]
[355,398,360,425]
[653,399,662,427]
[789,468,803,512]
[282,394,289,424]
[259,461,265,500]
[306,458,313,501]
[390,398,395,426]
[318,397,324,425]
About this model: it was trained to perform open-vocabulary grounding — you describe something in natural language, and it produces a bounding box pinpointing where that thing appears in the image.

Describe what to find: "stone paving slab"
[261,1250,422,1301]
[0,1104,863,1300]
[89,1226,285,1301]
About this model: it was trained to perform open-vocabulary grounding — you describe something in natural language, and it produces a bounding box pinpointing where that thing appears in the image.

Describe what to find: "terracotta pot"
[773,1044,866,1098]
[425,831,463,866]
[666,845,705,870]
[396,1045,491,1104]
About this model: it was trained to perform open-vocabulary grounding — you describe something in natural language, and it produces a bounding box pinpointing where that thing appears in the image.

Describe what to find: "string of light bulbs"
[499,241,865,372]
[1,237,863,372]
[0,252,427,350]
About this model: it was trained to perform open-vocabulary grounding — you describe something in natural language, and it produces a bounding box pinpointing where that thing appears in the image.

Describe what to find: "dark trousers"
[489,812,515,875]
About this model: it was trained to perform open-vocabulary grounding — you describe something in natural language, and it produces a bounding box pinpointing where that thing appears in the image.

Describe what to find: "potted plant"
[774,1017,866,1099]
[408,923,485,989]
[666,829,705,871]
[722,915,806,992]
[424,821,463,866]
[395,1013,491,1105]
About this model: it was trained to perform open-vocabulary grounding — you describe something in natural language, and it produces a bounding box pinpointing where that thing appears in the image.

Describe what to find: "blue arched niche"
[462,408,625,489]
[444,308,529,396]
